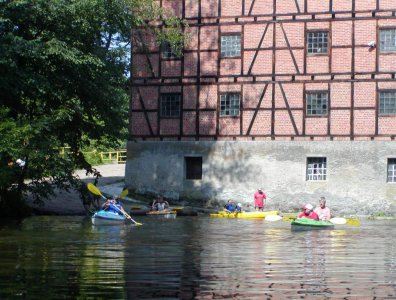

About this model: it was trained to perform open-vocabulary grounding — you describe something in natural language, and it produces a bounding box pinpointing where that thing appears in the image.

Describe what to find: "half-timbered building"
[126,0,396,214]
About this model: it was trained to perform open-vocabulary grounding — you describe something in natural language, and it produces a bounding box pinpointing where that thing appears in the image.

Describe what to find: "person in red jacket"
[253,188,266,211]
[298,203,319,220]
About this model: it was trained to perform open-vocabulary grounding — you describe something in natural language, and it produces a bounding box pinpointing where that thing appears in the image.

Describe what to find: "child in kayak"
[298,203,319,220]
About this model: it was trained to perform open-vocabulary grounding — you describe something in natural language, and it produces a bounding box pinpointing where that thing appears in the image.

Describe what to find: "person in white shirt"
[152,196,169,211]
[314,197,331,220]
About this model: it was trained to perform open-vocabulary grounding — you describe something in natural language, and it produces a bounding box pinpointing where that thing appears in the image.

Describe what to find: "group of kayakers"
[224,187,267,213]
[99,185,331,221]
[298,197,331,221]
[224,187,332,221]
[101,194,171,215]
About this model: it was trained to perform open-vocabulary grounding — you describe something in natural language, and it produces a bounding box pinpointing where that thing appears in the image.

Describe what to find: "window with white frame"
[306,92,328,116]
[387,158,396,183]
[379,29,396,52]
[307,157,327,181]
[220,93,240,116]
[307,31,329,54]
[379,91,396,115]
[220,35,241,58]
[160,93,181,118]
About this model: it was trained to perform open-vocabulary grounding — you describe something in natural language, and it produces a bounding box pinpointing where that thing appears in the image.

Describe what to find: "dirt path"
[27,164,126,215]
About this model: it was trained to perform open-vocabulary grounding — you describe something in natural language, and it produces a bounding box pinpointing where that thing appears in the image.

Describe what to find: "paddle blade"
[330,217,347,225]
[87,183,102,196]
[119,189,128,199]
[265,215,282,222]
[170,206,184,212]
[282,214,297,222]
[346,218,361,226]
[127,216,142,226]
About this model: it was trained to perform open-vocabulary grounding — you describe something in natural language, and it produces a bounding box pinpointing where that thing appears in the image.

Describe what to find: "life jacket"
[224,203,237,212]
[107,201,122,215]
[155,202,167,211]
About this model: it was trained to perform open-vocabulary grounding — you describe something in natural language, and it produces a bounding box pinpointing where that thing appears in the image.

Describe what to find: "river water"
[0,216,395,299]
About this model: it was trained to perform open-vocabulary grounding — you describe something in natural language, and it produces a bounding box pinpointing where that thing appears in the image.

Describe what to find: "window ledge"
[379,114,396,117]
[220,56,241,59]
[307,53,329,56]
[306,115,328,118]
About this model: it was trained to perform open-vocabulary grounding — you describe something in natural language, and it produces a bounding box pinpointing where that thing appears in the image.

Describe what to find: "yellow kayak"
[210,211,279,219]
[146,210,177,218]
[131,206,183,212]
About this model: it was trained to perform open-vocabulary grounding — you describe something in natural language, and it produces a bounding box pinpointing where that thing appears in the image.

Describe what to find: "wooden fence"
[59,147,127,164]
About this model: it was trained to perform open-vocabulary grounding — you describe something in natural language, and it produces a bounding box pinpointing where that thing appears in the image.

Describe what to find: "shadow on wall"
[128,2,304,211]
[127,140,261,210]
[201,142,260,204]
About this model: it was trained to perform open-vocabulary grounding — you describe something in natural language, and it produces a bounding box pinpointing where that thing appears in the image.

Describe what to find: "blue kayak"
[91,210,126,225]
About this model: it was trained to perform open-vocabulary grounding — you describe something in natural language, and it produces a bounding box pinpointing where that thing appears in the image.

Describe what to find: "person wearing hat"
[253,188,267,211]
[298,203,319,220]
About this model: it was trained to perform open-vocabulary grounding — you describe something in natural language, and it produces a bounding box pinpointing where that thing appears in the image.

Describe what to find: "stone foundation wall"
[125,140,396,215]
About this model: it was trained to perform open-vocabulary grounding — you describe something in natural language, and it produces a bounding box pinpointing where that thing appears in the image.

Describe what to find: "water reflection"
[79,225,127,299]
[0,217,395,299]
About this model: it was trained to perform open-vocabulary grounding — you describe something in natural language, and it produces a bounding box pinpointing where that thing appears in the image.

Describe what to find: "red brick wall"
[131,0,396,139]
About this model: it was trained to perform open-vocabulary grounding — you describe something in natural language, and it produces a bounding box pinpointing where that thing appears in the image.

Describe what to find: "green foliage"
[155,16,190,58]
[83,150,104,166]
[369,211,387,218]
[0,0,186,215]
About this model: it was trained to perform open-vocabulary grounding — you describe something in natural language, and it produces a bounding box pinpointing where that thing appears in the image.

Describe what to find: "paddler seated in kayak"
[223,200,238,213]
[102,194,127,215]
[298,203,319,220]
[152,196,170,211]
[314,197,331,220]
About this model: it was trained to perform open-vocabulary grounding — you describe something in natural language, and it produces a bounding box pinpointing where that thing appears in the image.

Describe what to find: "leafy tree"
[0,0,187,216]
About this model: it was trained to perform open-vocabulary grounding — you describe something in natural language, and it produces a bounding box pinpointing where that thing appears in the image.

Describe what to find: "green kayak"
[291,218,335,231]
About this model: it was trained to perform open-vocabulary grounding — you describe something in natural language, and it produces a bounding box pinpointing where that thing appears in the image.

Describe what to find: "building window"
[388,159,396,183]
[379,91,396,115]
[185,157,202,180]
[220,35,241,58]
[379,29,396,52]
[161,41,180,59]
[307,157,327,181]
[160,94,181,118]
[306,92,328,116]
[307,31,329,54]
[220,93,240,116]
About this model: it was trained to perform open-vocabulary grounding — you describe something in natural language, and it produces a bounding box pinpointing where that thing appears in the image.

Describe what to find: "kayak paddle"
[119,188,128,199]
[330,217,361,226]
[87,183,142,226]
